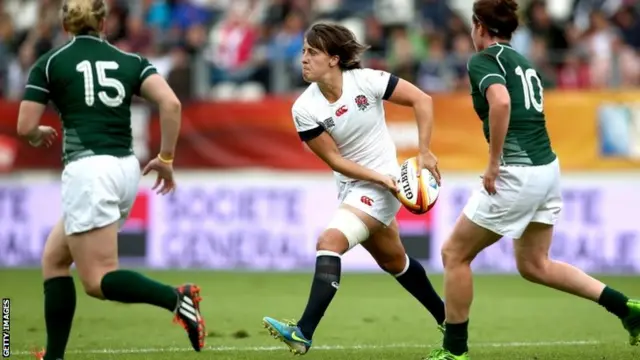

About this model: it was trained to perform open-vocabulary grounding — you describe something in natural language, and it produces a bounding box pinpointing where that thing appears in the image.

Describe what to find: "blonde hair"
[61,0,108,36]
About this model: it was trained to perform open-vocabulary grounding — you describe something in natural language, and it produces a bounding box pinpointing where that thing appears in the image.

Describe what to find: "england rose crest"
[355,95,369,111]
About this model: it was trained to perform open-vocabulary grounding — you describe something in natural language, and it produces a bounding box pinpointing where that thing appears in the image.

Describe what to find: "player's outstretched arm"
[140,74,181,161]
[384,78,440,183]
[305,132,397,192]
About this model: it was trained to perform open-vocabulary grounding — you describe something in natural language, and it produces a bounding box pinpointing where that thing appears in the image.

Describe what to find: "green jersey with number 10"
[23,35,158,165]
[467,42,556,166]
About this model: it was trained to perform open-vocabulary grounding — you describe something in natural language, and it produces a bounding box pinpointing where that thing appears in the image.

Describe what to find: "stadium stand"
[1,0,640,100]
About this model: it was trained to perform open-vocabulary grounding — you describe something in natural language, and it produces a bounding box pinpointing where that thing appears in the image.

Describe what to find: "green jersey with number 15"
[467,42,556,166]
[23,35,158,165]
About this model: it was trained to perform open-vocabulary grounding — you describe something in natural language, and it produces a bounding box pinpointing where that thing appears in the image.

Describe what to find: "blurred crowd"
[1,0,640,101]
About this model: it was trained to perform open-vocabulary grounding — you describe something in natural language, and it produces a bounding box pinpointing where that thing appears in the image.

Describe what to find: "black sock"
[43,277,76,360]
[443,320,469,356]
[598,286,630,318]
[100,270,178,312]
[394,256,445,324]
[297,253,341,339]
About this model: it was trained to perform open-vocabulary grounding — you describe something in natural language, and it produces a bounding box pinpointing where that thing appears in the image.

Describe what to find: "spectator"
[417,33,453,93]
[556,50,591,89]
[209,6,258,84]
[0,11,13,97]
[0,0,639,99]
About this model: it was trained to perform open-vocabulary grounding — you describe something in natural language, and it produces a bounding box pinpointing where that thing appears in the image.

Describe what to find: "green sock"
[443,320,469,356]
[100,270,178,312]
[44,277,76,360]
[598,286,630,318]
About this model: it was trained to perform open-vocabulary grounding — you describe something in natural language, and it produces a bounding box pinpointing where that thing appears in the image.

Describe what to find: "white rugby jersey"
[292,68,400,184]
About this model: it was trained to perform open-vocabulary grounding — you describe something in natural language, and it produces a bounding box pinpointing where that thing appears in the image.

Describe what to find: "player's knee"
[320,209,370,254]
[41,245,73,279]
[375,253,407,274]
[516,256,548,284]
[316,230,349,254]
[380,257,407,275]
[80,276,106,299]
[441,232,480,267]
[441,241,466,268]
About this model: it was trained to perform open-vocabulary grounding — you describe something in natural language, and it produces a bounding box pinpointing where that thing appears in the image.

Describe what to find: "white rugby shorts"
[338,180,402,227]
[61,154,141,235]
[463,157,563,239]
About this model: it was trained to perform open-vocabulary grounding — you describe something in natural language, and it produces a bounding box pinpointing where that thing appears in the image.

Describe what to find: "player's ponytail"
[61,0,108,36]
[473,0,520,40]
[305,23,370,71]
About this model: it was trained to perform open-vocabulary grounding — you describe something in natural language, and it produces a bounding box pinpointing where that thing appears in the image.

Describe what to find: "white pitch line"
[12,340,600,356]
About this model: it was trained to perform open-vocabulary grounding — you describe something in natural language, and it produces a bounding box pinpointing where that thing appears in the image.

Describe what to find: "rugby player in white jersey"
[262,23,445,355]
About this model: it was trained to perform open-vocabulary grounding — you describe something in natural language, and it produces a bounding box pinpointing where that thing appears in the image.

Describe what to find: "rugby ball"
[396,157,440,214]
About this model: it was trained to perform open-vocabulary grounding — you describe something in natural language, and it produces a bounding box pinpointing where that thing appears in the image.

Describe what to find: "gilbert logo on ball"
[396,157,440,214]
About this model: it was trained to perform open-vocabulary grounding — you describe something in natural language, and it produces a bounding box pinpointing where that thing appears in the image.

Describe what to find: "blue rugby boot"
[262,317,312,355]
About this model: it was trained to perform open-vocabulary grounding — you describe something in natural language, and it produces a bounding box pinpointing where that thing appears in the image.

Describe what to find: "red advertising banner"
[2,90,639,171]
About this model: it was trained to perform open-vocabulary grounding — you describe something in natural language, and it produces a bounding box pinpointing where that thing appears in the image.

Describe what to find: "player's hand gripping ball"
[395,157,440,214]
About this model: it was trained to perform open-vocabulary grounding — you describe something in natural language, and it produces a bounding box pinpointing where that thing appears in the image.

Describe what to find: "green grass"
[1,269,639,359]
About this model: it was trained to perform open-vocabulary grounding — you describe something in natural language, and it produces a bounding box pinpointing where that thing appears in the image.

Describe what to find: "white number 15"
[76,60,126,107]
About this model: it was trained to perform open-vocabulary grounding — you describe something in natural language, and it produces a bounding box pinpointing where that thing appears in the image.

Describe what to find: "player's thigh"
[66,223,119,297]
[442,213,503,265]
[513,159,562,272]
[61,156,132,292]
[41,218,73,279]
[463,165,543,240]
[530,159,563,227]
[513,222,554,278]
[116,155,142,228]
[322,182,401,253]
[361,219,407,273]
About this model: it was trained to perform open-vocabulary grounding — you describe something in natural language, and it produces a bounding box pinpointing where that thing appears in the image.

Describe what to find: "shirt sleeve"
[359,68,399,100]
[23,60,50,104]
[467,53,506,97]
[292,105,324,142]
[135,56,159,95]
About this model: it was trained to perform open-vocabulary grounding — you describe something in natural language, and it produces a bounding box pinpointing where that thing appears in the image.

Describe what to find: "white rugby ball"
[396,157,440,214]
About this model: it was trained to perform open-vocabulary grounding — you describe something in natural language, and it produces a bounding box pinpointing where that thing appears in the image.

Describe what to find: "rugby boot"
[424,349,470,360]
[32,348,45,360]
[173,284,206,352]
[262,317,312,355]
[622,299,640,345]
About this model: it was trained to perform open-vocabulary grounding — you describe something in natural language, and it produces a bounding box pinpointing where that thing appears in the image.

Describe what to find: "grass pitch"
[1,269,639,359]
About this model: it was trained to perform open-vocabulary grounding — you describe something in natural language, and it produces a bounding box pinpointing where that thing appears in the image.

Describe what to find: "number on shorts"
[514,66,543,112]
[76,60,126,107]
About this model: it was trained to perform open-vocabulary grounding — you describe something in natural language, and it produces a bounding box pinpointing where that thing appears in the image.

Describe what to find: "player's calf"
[39,220,77,360]
[377,253,445,326]
[364,220,445,326]
[392,255,445,326]
[296,248,342,339]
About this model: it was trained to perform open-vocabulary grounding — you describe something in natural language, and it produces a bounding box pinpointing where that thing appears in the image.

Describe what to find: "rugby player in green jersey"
[425,1,640,359]
[16,1,205,358]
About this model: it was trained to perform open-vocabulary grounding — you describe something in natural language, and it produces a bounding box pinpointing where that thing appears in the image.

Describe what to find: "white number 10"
[76,60,126,107]
[514,66,543,113]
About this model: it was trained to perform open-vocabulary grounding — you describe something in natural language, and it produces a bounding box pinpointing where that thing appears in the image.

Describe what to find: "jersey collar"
[489,42,512,48]
[74,35,104,42]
